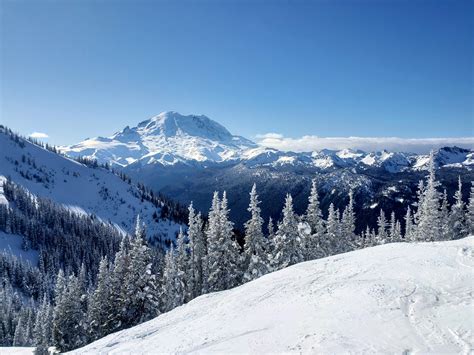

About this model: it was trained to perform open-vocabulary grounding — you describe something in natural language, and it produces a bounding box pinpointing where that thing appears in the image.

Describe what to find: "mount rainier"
[61,112,473,229]
[62,111,473,171]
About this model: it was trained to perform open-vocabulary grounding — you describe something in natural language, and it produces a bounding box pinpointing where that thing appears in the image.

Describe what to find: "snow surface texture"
[0,129,181,240]
[72,237,474,354]
[61,111,473,172]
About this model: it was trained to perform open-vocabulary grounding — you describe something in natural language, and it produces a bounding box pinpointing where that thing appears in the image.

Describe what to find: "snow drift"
[71,237,474,354]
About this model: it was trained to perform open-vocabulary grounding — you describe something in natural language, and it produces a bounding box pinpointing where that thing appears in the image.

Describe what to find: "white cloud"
[255,134,474,154]
[29,132,49,139]
[255,133,284,139]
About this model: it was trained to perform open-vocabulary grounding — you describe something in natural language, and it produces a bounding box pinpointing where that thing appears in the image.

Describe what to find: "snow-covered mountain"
[60,112,473,229]
[0,126,182,241]
[62,111,257,167]
[62,111,473,172]
[71,237,474,354]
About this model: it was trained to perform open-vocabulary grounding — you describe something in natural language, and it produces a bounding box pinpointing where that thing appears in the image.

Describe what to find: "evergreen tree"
[87,256,111,341]
[266,217,275,254]
[388,212,402,242]
[439,190,451,240]
[206,192,222,292]
[449,177,467,240]
[207,192,241,291]
[267,217,275,239]
[161,245,180,312]
[405,206,414,241]
[376,209,387,244]
[122,219,159,327]
[414,151,441,241]
[52,272,86,351]
[272,194,303,269]
[467,182,474,235]
[219,192,242,289]
[107,236,130,332]
[13,316,26,346]
[175,228,189,305]
[324,203,340,254]
[304,179,325,259]
[340,190,356,252]
[33,296,52,353]
[187,203,206,298]
[243,184,269,282]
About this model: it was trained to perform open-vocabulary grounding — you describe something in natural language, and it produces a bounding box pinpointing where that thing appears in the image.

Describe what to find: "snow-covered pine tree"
[449,176,467,240]
[243,184,269,282]
[107,236,130,332]
[405,206,414,241]
[67,273,88,348]
[52,272,86,351]
[267,217,275,239]
[413,180,425,226]
[323,202,341,254]
[122,218,159,327]
[388,212,402,242]
[187,203,206,298]
[414,151,441,241]
[33,296,53,353]
[87,256,111,341]
[340,190,356,252]
[265,217,275,255]
[439,190,451,240]
[161,245,180,312]
[206,192,223,292]
[219,191,242,288]
[468,182,474,235]
[207,191,242,292]
[272,194,303,270]
[13,316,26,346]
[303,179,325,259]
[302,179,325,260]
[361,226,371,247]
[175,228,189,305]
[52,270,66,350]
[376,209,387,244]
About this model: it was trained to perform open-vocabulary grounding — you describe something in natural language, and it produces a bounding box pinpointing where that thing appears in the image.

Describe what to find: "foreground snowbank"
[72,238,474,354]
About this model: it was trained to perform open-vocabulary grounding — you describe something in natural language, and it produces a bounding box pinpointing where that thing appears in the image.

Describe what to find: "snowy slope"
[71,237,474,354]
[0,231,39,265]
[62,111,257,167]
[0,127,181,240]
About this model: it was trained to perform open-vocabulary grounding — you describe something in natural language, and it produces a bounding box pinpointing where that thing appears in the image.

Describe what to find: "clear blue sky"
[1,0,473,145]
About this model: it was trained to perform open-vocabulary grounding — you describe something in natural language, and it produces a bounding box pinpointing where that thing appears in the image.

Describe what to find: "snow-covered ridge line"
[61,111,473,172]
[0,126,183,242]
[71,237,474,354]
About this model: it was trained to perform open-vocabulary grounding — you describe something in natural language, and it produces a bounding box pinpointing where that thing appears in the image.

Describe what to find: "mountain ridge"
[61,111,473,172]
[0,126,183,243]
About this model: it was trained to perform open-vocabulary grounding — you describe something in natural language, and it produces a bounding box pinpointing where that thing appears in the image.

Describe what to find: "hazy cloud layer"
[29,132,49,139]
[255,133,474,154]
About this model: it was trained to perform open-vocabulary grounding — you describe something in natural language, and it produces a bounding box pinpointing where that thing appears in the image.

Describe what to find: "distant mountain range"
[62,111,473,172]
[60,112,474,230]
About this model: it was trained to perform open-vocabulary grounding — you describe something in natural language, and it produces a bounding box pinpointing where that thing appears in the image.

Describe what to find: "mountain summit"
[62,111,257,166]
[62,111,473,172]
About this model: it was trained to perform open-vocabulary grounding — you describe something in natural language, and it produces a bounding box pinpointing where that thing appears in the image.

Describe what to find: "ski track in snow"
[71,237,474,355]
